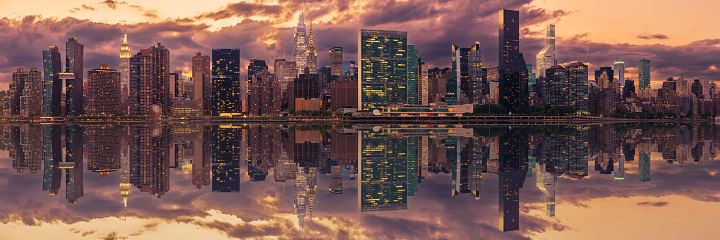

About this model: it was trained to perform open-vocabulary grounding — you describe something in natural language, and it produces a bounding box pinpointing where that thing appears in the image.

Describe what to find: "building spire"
[123,20,128,44]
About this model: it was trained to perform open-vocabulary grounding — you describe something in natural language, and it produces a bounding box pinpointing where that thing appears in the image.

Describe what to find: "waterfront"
[0,123,719,239]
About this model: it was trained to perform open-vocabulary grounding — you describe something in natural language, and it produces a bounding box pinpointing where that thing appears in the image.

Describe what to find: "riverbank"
[0,115,717,125]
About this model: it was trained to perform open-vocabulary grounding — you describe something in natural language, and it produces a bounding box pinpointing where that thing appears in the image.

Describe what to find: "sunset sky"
[0,0,718,90]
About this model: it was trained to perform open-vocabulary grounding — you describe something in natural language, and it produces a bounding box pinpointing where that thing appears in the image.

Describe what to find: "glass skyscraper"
[65,37,84,116]
[498,9,529,113]
[638,59,651,90]
[407,45,418,105]
[42,46,62,116]
[451,44,470,105]
[359,29,408,111]
[211,49,242,116]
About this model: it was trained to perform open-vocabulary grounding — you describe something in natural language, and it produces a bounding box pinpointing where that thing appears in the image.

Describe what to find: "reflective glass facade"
[359,29,408,111]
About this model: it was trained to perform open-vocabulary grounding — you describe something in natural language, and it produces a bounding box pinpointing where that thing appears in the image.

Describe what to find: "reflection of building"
[64,125,85,204]
[498,128,528,232]
[211,125,242,192]
[536,163,556,217]
[87,65,121,116]
[248,126,281,182]
[42,125,62,195]
[638,151,651,182]
[87,125,121,176]
[359,128,408,211]
[129,126,171,197]
[211,49,242,116]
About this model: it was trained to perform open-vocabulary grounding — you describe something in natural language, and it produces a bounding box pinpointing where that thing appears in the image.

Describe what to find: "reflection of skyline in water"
[3,123,720,237]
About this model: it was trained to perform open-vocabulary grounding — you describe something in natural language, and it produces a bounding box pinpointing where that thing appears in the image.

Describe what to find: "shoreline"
[0,116,717,124]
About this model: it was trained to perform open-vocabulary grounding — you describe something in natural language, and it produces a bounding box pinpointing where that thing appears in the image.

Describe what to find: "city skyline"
[1,1,719,90]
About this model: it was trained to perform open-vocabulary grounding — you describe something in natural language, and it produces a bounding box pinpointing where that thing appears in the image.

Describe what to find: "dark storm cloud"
[196,2,284,21]
[101,0,128,10]
[637,34,669,40]
[637,201,669,207]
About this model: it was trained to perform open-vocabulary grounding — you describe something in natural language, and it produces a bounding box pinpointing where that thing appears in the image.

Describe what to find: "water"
[0,123,718,239]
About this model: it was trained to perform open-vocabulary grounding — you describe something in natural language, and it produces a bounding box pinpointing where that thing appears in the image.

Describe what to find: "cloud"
[637,201,669,207]
[195,2,284,21]
[101,0,128,10]
[637,34,669,40]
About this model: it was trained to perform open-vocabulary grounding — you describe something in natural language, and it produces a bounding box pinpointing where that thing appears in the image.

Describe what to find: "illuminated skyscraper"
[120,28,131,111]
[212,125,241,192]
[450,44,469,105]
[149,43,171,115]
[10,68,27,115]
[65,37,84,116]
[294,13,308,74]
[407,45,419,105]
[211,49,242,116]
[359,29,408,111]
[42,46,62,116]
[498,9,529,112]
[192,53,211,114]
[129,49,153,115]
[536,24,555,78]
[614,60,625,87]
[87,65,121,116]
[330,47,343,77]
[469,42,484,104]
[274,59,298,93]
[638,59,651,90]
[306,23,317,74]
[595,67,614,90]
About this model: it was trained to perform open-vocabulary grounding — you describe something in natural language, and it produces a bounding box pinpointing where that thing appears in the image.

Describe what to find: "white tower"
[536,24,555,78]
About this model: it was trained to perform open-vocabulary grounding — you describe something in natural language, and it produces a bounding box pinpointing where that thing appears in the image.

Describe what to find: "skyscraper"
[149,43,171,115]
[20,68,42,116]
[274,59,298,92]
[536,24,556,78]
[211,49,242,116]
[120,28,131,112]
[595,67,614,90]
[330,47,343,77]
[192,52,211,114]
[248,72,281,116]
[407,45,419,105]
[42,46,62,116]
[614,60,625,87]
[451,44,469,105]
[87,65,121,116]
[638,59,651,90]
[499,9,529,112]
[10,68,27,115]
[359,29,408,111]
[306,23,317,74]
[469,42,484,105]
[294,13,308,74]
[65,37,84,116]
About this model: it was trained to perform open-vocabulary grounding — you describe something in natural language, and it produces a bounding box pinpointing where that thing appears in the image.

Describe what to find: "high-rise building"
[65,37,84,116]
[306,23,317,74]
[527,64,536,92]
[536,24,556,78]
[545,62,589,112]
[595,67,614,90]
[294,13,308,74]
[407,45,419,105]
[211,49,242,116]
[87,65,121,116]
[419,61,429,105]
[192,52,211,114]
[274,59,298,93]
[42,46,62,116]
[120,28,131,112]
[87,126,121,175]
[289,70,321,111]
[129,49,153,115]
[638,59,651,90]
[19,68,42,116]
[10,68,27,115]
[499,9,529,112]
[359,29,408,111]
[330,77,358,112]
[450,44,469,105]
[614,60,625,87]
[330,47,343,77]
[469,42,484,105]
[149,43,171,115]
[248,72,281,116]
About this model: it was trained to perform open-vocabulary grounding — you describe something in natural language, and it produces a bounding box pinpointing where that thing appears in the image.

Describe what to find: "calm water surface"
[0,123,719,239]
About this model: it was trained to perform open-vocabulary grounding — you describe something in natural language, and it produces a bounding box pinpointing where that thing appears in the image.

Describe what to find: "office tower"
[247,59,267,79]
[450,44,469,105]
[294,13,308,73]
[211,49,242,116]
[65,37,84,116]
[248,72,281,116]
[18,68,42,116]
[149,43,171,115]
[274,59,298,93]
[567,62,589,112]
[330,77,358,112]
[614,60,625,87]
[129,49,153,115]
[419,61,429,105]
[623,80,636,99]
[359,29,408,111]
[536,24,556,78]
[638,59,651,90]
[10,68,26,115]
[169,72,181,99]
[527,64,536,92]
[42,46,62,116]
[595,67,614,90]
[359,129,408,211]
[211,125,241,192]
[192,52,211,114]
[469,42,483,104]
[498,128,528,232]
[87,65,121,116]
[407,45,419,105]
[317,66,332,91]
[289,70,321,111]
[330,47,343,77]
[120,28,131,111]
[691,78,704,99]
[498,9,529,112]
[307,24,317,74]
[87,126,121,175]
[544,65,567,107]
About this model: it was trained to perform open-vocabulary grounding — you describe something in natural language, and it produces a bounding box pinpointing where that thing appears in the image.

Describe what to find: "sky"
[0,0,718,90]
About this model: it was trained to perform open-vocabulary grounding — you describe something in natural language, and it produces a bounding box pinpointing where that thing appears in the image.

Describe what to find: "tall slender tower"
[536,24,556,78]
[192,52,211,114]
[120,27,131,111]
[499,9,529,112]
[306,23,317,74]
[293,13,308,74]
[65,37,84,116]
[42,46,62,116]
[614,60,625,87]
[638,59,651,90]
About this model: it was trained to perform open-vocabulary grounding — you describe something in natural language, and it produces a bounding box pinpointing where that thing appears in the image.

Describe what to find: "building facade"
[211,49,242,116]
[87,65,121,116]
[499,9,529,112]
[359,29,408,111]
